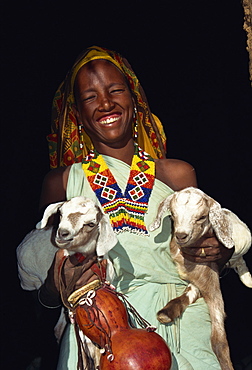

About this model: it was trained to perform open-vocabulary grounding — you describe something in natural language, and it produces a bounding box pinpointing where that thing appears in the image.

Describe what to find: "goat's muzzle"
[56,228,74,244]
[175,232,190,244]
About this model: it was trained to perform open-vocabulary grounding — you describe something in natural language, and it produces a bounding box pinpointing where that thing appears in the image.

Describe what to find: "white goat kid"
[149,187,252,370]
[39,197,118,369]
[17,197,117,291]
[17,197,117,369]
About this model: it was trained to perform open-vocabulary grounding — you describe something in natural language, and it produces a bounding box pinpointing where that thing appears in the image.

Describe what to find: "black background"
[1,1,252,369]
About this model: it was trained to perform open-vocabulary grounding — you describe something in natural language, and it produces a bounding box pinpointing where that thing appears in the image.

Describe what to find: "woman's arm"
[155,158,197,191]
[39,166,70,216]
[37,166,71,307]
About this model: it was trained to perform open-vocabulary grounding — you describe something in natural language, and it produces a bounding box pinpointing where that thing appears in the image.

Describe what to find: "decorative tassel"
[78,124,84,149]
[133,106,138,139]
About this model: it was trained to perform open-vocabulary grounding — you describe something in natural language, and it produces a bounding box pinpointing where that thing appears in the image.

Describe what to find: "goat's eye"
[86,222,96,228]
[197,215,207,222]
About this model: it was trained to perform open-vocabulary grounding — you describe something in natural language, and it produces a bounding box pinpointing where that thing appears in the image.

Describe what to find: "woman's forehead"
[75,59,129,91]
[78,59,124,79]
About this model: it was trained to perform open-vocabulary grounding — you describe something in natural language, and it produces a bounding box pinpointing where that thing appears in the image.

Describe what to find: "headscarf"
[48,46,167,169]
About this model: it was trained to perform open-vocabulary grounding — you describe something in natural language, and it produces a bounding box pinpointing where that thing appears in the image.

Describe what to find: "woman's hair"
[48,46,167,168]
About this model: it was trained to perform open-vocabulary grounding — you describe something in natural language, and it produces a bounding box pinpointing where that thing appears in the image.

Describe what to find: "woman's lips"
[98,113,121,125]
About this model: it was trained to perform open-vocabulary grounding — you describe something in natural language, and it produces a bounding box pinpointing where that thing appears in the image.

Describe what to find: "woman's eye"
[110,88,125,94]
[82,95,95,102]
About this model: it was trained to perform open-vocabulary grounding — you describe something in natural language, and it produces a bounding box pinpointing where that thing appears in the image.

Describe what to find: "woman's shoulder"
[39,166,71,212]
[43,165,71,188]
[155,158,197,191]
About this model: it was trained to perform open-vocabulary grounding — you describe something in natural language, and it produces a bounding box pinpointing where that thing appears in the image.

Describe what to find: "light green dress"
[59,155,220,370]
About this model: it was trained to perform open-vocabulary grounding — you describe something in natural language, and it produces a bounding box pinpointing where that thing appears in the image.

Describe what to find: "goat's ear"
[36,201,64,229]
[209,199,234,249]
[96,211,118,257]
[149,193,173,231]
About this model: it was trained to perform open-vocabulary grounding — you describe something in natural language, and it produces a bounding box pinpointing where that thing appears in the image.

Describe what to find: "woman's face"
[74,59,134,149]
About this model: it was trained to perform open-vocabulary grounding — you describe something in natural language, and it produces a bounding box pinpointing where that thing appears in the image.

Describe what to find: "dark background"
[1,1,252,369]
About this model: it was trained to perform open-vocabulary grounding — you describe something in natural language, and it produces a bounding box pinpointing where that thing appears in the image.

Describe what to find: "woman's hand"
[38,249,106,308]
[62,252,106,291]
[38,249,66,308]
[181,231,234,271]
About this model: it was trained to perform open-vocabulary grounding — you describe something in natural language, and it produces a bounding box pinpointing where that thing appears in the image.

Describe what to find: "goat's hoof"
[157,311,173,324]
[157,300,185,323]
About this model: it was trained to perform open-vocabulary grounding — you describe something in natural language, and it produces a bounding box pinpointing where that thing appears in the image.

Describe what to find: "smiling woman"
[17,46,242,370]
[48,46,167,169]
[73,60,134,155]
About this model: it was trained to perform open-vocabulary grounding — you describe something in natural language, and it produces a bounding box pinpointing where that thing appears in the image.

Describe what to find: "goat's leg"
[78,331,101,369]
[192,267,234,370]
[203,288,233,370]
[157,283,200,323]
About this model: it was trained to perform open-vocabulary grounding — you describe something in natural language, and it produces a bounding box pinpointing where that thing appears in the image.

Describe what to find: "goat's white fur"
[150,187,252,287]
[149,187,252,370]
[17,197,118,369]
[39,197,117,368]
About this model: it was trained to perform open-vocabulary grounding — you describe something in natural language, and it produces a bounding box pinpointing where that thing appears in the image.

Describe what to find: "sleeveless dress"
[57,156,221,370]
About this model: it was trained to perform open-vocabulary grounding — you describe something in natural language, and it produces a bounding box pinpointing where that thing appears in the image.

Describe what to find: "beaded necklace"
[82,144,155,235]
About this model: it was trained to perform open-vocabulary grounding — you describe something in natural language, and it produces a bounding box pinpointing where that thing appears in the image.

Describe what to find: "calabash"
[75,285,172,369]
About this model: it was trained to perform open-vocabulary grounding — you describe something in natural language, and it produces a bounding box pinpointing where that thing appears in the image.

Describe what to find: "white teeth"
[100,116,120,125]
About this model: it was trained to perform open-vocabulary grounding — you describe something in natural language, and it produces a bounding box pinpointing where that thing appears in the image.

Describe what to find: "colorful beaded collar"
[82,144,155,235]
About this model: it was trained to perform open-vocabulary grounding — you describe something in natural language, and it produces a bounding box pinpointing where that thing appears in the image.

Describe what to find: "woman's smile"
[98,113,122,125]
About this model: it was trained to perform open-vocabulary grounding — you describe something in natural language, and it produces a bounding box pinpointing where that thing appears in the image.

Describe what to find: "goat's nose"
[175,232,188,241]
[58,228,71,239]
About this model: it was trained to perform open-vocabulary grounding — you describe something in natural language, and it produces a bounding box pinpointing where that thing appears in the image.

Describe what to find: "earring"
[133,106,138,139]
[78,124,84,149]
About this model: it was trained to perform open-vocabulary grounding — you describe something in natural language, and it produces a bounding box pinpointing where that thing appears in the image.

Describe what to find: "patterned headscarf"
[48,46,167,168]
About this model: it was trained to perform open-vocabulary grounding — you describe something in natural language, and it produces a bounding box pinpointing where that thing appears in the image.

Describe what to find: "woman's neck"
[93,139,135,165]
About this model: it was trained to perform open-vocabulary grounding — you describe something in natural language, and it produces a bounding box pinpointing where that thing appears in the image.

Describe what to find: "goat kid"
[149,187,252,370]
[37,197,118,369]
[36,196,117,331]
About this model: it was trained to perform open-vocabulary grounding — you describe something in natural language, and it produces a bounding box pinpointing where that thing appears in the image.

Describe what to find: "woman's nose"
[98,95,115,111]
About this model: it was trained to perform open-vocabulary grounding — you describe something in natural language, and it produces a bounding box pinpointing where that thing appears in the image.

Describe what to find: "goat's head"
[150,187,234,248]
[37,197,118,257]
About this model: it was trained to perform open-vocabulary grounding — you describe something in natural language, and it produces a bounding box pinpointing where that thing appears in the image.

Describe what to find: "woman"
[19,46,237,369]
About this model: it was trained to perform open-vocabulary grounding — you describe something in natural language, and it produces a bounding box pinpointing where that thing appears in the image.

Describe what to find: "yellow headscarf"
[48,46,167,168]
